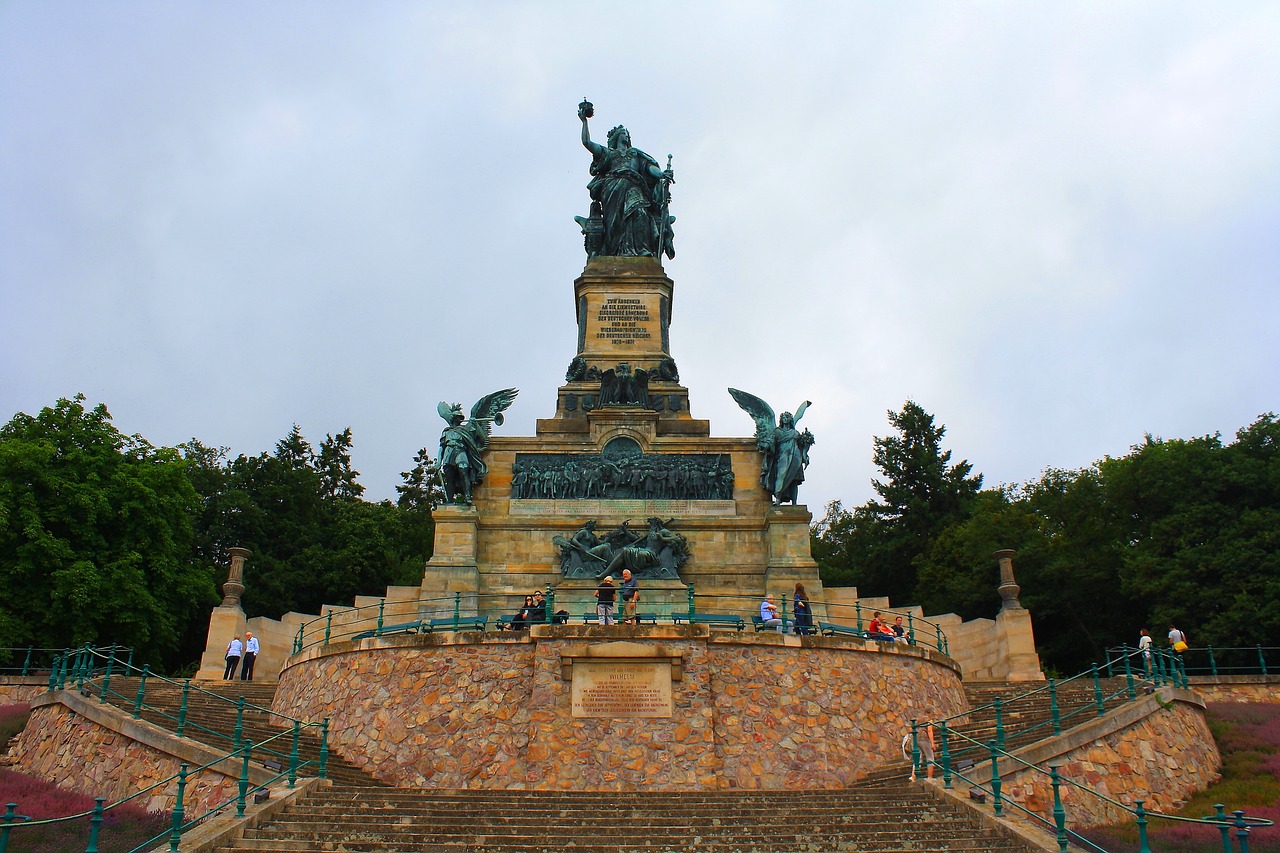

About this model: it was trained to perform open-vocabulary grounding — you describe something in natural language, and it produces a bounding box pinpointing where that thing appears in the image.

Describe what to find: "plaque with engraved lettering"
[571,661,673,718]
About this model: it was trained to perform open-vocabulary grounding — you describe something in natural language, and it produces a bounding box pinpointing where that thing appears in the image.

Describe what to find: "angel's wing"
[728,388,776,445]
[437,401,456,423]
[466,387,520,445]
[793,400,813,425]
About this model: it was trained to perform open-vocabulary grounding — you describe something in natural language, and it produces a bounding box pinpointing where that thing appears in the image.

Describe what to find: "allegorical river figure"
[728,388,816,505]
[577,99,675,259]
[434,388,519,505]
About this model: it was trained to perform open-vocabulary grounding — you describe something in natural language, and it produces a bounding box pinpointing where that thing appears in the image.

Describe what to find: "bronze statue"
[553,517,690,580]
[728,389,816,505]
[434,389,519,505]
[576,99,675,259]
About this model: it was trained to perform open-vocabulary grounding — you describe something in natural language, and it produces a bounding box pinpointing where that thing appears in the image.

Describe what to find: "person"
[510,596,534,632]
[867,612,894,641]
[240,632,259,681]
[529,590,548,626]
[595,576,617,625]
[793,583,813,636]
[223,635,242,680]
[1138,628,1154,670]
[1168,626,1188,654]
[907,723,936,781]
[891,616,908,644]
[620,569,640,625]
[759,594,791,633]
[579,103,675,259]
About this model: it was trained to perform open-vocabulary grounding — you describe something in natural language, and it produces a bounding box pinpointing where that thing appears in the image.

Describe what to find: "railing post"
[546,584,555,625]
[324,611,332,644]
[49,655,60,691]
[319,719,330,779]
[236,743,252,818]
[20,647,32,677]
[1050,766,1068,852]
[176,680,190,737]
[1123,650,1136,700]
[1209,803,1231,853]
[910,720,921,779]
[1049,678,1061,735]
[1258,645,1268,677]
[234,698,245,751]
[124,648,134,671]
[989,740,1003,817]
[99,648,115,702]
[1234,809,1253,853]
[2,801,24,852]
[1104,647,1115,678]
[1134,799,1152,853]
[293,625,303,655]
[453,591,462,630]
[1179,654,1189,688]
[133,665,150,719]
[687,583,695,618]
[84,796,105,853]
[939,722,952,789]
[907,612,916,646]
[1207,645,1218,677]
[168,763,188,852]
[855,602,862,632]
[289,722,300,788]
[376,598,385,635]
[994,697,1005,751]
[1092,664,1105,717]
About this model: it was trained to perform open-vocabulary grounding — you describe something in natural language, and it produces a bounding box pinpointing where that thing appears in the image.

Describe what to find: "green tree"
[815,401,982,605]
[0,396,218,668]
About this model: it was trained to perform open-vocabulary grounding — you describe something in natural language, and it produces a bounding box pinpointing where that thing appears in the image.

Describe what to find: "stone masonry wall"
[998,694,1220,829]
[1189,676,1280,703]
[0,682,50,704]
[272,627,967,791]
[11,702,241,815]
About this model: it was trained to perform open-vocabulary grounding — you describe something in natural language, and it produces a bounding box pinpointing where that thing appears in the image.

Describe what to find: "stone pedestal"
[195,547,251,681]
[765,505,821,589]
[422,504,481,599]
[996,606,1045,682]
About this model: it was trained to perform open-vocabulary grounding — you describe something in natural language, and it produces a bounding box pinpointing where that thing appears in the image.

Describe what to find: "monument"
[419,100,824,617]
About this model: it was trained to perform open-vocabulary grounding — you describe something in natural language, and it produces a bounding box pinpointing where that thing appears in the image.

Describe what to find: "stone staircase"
[213,784,1034,852]
[86,676,386,788]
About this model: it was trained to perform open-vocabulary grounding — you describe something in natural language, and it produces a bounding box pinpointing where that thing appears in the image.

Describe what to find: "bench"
[580,611,660,625]
[672,612,745,631]
[819,621,897,641]
[351,620,425,641]
[423,616,487,633]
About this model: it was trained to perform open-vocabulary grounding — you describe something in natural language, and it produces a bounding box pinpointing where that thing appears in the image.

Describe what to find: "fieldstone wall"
[0,681,49,704]
[995,690,1219,829]
[272,625,967,790]
[1189,675,1280,703]
[11,702,240,815]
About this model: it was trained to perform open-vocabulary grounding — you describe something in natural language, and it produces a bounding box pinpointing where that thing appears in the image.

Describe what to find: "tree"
[0,396,218,669]
[814,401,982,605]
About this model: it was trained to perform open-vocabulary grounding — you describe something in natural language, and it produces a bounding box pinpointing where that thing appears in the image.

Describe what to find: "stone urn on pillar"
[995,548,1022,611]
[220,546,251,609]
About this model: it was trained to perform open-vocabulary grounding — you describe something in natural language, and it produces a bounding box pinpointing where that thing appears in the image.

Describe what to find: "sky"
[3,2,1278,514]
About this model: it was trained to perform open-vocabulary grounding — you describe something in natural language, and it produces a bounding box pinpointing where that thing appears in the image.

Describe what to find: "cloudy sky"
[3,2,1278,513]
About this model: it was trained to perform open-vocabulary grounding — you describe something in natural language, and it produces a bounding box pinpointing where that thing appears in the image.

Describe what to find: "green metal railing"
[48,645,322,772]
[0,705,326,852]
[916,653,1272,852]
[288,589,952,657]
[0,646,67,676]
[1108,644,1279,679]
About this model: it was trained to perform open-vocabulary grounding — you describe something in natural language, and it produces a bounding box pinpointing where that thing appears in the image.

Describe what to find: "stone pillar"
[992,549,1044,681]
[764,505,822,591]
[422,504,482,600]
[194,547,250,681]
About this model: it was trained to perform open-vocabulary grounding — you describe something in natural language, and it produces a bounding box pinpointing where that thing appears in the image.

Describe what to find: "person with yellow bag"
[1168,626,1189,654]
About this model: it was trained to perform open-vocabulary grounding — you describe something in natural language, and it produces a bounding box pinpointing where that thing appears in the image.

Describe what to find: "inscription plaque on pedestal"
[571,661,673,718]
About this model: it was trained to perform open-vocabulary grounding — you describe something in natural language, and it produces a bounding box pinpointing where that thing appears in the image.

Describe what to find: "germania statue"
[576,99,675,260]
[434,388,519,505]
[728,389,816,505]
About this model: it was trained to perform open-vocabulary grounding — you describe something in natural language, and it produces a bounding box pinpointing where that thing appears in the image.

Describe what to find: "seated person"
[891,616,908,643]
[528,590,548,626]
[759,594,792,634]
[867,611,895,640]
[509,595,534,631]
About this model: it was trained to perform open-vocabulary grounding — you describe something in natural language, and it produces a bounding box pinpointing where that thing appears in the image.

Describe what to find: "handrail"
[1108,643,1278,678]
[288,589,952,656]
[917,658,1272,852]
[0,646,69,676]
[0,712,326,852]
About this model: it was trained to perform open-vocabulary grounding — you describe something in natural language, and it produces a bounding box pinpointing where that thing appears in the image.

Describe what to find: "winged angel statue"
[435,389,519,505]
[728,389,815,505]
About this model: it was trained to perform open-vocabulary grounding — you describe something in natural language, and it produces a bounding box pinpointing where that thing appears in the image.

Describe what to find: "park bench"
[672,612,745,631]
[422,616,487,633]
[351,620,425,641]
[819,621,897,641]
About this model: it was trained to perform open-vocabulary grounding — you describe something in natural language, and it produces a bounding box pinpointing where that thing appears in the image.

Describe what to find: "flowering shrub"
[0,703,30,747]
[0,768,169,853]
